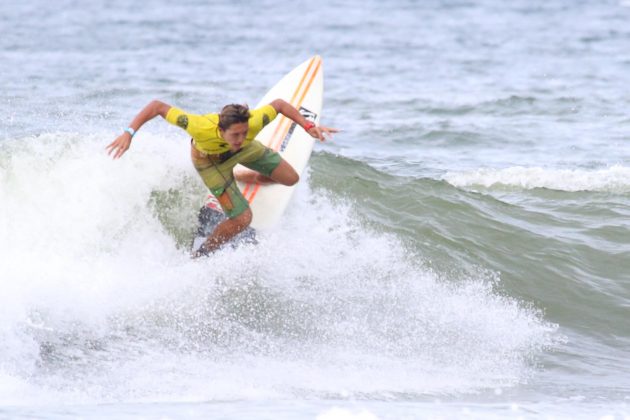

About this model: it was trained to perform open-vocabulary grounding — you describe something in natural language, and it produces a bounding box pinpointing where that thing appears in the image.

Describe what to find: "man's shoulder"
[167,107,218,125]
[249,104,277,125]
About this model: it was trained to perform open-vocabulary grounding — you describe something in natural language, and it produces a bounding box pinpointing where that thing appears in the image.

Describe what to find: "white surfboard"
[206,55,324,230]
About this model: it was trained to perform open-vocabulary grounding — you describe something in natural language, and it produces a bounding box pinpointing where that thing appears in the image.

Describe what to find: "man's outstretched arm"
[107,100,171,159]
[269,99,339,142]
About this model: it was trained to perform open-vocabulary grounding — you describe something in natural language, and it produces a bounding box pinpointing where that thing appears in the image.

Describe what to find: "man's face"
[220,122,249,152]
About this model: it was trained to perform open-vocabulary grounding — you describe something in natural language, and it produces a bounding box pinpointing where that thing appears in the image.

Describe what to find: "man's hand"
[307,125,339,142]
[106,132,133,159]
[106,100,171,159]
[270,99,340,142]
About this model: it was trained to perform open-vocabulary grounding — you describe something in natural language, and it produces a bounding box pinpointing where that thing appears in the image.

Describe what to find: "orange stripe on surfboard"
[269,57,321,152]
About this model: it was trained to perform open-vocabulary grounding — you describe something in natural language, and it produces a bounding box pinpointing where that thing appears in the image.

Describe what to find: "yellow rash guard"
[165,104,278,154]
[166,104,282,219]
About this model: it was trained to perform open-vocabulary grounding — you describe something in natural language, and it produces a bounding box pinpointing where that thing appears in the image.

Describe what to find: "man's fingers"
[321,127,339,135]
[106,137,130,159]
[114,145,127,159]
[318,126,339,141]
[315,128,325,141]
[306,125,340,141]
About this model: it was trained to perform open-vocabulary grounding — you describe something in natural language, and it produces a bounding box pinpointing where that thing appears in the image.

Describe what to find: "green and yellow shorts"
[190,140,282,218]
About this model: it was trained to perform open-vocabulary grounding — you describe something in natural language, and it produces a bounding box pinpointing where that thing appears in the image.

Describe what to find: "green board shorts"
[190,140,282,219]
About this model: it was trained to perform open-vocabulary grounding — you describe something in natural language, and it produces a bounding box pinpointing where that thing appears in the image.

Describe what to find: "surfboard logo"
[279,107,318,152]
[299,107,317,123]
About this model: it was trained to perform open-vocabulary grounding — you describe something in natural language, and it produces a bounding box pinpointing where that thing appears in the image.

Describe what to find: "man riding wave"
[107,99,337,256]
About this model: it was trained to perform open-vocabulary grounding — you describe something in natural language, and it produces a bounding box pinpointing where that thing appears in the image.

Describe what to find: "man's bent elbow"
[270,98,288,113]
[149,100,171,118]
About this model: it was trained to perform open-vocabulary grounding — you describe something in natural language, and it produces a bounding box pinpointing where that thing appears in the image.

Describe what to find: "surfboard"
[191,56,324,252]
[240,55,324,229]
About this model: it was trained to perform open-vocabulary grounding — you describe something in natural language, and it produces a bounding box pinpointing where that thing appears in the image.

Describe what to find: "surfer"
[106,99,337,257]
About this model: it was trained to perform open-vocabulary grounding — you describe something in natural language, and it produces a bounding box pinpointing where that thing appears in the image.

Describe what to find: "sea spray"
[0,134,558,404]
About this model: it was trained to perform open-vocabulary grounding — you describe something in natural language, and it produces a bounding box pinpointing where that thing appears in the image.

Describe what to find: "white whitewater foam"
[317,407,380,420]
[0,133,559,405]
[443,165,630,193]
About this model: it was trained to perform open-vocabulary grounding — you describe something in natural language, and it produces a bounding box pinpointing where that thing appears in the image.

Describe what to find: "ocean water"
[1,0,630,419]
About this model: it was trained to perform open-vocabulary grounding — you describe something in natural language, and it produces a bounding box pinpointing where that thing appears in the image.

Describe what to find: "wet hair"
[218,104,250,130]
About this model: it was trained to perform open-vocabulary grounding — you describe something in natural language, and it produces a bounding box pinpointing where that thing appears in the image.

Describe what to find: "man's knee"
[270,160,299,186]
[279,165,299,186]
[232,207,252,228]
[285,171,299,186]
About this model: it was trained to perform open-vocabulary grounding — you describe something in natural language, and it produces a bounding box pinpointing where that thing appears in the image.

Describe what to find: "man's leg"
[194,143,299,256]
[233,166,268,184]
[268,158,299,186]
[195,207,252,256]
[191,144,253,257]
[235,158,299,186]
[237,141,299,187]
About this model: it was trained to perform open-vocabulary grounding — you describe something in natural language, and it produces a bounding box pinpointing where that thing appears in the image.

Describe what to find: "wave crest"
[444,165,630,193]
